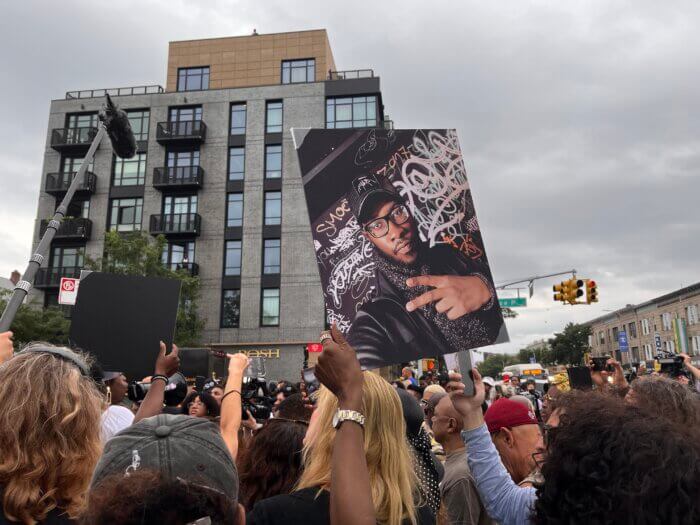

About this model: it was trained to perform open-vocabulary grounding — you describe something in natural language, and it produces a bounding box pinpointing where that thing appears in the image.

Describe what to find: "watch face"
[332,411,339,428]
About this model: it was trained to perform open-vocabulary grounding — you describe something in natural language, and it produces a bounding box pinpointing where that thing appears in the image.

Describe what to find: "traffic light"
[564,279,584,304]
[553,281,566,303]
[586,279,598,304]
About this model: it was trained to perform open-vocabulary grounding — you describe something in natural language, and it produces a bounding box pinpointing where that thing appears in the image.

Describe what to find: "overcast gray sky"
[1,0,698,354]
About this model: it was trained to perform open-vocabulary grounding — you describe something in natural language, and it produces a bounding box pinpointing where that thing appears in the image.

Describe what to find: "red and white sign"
[58,277,80,305]
[307,343,324,353]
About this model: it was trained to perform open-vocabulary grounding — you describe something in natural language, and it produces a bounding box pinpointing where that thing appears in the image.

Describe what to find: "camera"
[127,372,187,406]
[655,351,684,376]
[241,376,272,421]
[591,355,613,372]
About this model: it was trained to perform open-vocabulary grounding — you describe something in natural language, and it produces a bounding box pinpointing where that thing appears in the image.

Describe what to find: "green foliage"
[548,322,592,366]
[516,345,554,366]
[87,231,204,346]
[477,353,518,378]
[0,290,70,347]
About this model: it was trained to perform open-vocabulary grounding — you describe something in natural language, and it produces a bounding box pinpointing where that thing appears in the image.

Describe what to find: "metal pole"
[496,269,577,290]
[0,125,107,332]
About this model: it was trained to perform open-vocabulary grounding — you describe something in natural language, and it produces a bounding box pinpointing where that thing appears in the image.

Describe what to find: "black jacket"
[348,244,502,370]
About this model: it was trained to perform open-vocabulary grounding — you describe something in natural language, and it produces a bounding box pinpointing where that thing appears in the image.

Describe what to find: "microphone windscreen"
[102,94,137,159]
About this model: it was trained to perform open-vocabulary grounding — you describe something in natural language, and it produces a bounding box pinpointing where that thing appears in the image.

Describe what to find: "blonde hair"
[297,372,418,525]
[0,345,103,524]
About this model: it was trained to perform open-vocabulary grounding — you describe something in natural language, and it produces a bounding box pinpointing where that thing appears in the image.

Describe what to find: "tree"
[86,231,204,345]
[0,290,71,347]
[548,322,591,365]
[477,353,518,378]
[516,345,553,366]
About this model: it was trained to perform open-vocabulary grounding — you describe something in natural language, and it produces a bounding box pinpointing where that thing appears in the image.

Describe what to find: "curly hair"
[237,418,307,510]
[534,393,700,524]
[276,393,312,422]
[83,469,239,524]
[628,374,700,426]
[181,391,220,418]
[0,344,103,524]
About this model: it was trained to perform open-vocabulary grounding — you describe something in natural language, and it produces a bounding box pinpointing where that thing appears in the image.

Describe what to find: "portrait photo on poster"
[293,128,509,370]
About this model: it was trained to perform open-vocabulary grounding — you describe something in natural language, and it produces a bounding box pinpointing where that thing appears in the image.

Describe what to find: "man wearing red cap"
[484,398,543,487]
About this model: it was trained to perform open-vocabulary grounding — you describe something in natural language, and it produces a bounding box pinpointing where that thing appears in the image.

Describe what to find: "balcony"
[150,213,201,237]
[153,166,204,190]
[34,266,82,289]
[156,120,206,145]
[164,262,200,276]
[39,218,92,242]
[44,172,97,196]
[51,127,98,153]
[65,85,164,100]
[327,69,375,80]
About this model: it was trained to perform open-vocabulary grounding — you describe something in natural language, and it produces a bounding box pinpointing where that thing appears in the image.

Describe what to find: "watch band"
[334,409,365,429]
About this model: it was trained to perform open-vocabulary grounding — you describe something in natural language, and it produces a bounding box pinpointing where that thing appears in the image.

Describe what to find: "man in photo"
[346,173,504,369]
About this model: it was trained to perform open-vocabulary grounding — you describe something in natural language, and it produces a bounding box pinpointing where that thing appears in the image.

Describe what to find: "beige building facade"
[584,282,700,366]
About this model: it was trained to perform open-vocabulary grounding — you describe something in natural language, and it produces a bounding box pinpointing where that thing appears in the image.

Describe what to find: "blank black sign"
[69,272,181,381]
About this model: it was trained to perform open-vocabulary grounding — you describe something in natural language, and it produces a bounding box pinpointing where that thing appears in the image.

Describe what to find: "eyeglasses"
[363,204,410,238]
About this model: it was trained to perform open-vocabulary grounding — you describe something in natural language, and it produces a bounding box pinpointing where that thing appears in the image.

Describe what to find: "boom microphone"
[101,94,136,159]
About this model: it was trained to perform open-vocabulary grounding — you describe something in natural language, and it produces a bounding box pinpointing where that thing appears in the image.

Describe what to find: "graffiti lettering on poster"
[326,242,375,310]
[315,200,352,238]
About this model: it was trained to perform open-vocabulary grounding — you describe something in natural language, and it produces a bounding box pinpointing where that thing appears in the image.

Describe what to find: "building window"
[58,156,94,187]
[127,110,150,141]
[661,312,672,331]
[167,149,200,170]
[265,145,282,179]
[687,305,699,325]
[64,198,89,219]
[326,96,378,128]
[261,288,280,326]
[230,103,247,135]
[263,239,281,274]
[598,331,605,345]
[162,241,195,271]
[109,198,143,232]
[222,290,241,328]
[227,193,244,227]
[281,59,315,84]
[177,67,210,92]
[664,340,675,353]
[612,326,619,342]
[266,101,283,133]
[628,321,637,339]
[66,113,98,129]
[169,106,202,122]
[264,191,282,226]
[51,246,84,269]
[228,147,245,181]
[691,336,700,356]
[113,152,146,186]
[224,241,242,276]
[641,318,650,335]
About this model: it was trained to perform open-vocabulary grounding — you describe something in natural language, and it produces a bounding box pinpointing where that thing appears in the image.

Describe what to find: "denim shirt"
[461,424,537,525]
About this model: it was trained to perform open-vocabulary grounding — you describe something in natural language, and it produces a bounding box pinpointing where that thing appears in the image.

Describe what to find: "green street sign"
[498,297,527,308]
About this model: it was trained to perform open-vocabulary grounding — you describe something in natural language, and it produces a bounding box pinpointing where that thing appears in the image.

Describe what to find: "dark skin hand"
[406,275,492,320]
[315,324,375,525]
[134,341,180,423]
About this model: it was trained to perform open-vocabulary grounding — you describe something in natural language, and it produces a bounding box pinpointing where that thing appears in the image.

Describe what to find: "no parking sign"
[58,277,79,305]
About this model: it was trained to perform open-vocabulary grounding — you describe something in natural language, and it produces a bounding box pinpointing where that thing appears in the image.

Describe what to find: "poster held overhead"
[293,128,508,371]
[69,272,181,381]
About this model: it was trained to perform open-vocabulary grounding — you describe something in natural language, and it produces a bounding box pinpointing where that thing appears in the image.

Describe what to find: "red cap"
[484,398,538,433]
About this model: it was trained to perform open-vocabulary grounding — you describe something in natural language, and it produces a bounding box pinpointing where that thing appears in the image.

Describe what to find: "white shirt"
[101,404,135,442]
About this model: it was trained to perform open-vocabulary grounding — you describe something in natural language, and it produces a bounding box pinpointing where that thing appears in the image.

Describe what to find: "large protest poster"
[293,128,508,370]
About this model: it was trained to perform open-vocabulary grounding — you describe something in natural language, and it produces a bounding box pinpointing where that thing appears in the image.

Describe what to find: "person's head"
[276,393,312,422]
[182,391,220,418]
[299,372,418,525]
[401,366,414,379]
[526,379,536,392]
[406,383,423,402]
[392,380,407,390]
[510,376,520,386]
[86,414,243,524]
[0,344,103,523]
[208,385,225,403]
[105,372,128,404]
[534,394,700,523]
[625,374,700,426]
[422,383,446,403]
[481,376,495,394]
[431,395,464,447]
[239,418,307,510]
[509,394,535,412]
[485,398,542,484]
[423,392,447,429]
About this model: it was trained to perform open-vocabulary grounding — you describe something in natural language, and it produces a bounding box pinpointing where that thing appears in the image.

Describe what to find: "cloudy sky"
[1,0,697,353]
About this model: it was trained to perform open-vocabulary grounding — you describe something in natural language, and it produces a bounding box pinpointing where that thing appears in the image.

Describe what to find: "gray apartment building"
[30,29,390,379]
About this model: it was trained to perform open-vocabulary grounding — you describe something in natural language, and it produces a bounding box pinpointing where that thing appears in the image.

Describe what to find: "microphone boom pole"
[0,95,135,332]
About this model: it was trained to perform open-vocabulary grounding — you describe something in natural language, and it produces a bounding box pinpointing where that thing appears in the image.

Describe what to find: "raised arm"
[220,353,248,460]
[134,341,180,423]
[0,331,14,365]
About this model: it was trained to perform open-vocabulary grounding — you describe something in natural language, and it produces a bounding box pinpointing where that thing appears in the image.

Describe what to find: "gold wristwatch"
[332,409,365,429]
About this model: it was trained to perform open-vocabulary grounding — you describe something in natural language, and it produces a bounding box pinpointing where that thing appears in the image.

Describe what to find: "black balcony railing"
[39,218,92,241]
[150,213,202,236]
[65,85,164,99]
[153,166,204,189]
[44,171,97,195]
[327,69,375,80]
[156,120,207,144]
[34,266,82,289]
[164,262,200,276]
[51,127,98,151]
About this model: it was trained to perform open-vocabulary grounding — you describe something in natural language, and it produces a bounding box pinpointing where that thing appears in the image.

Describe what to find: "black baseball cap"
[91,414,238,501]
[346,174,403,224]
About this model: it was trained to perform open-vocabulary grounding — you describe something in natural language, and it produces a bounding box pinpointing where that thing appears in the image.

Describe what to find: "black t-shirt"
[247,486,434,525]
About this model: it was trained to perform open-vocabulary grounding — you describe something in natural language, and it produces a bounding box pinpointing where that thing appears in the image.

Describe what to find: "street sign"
[618,331,629,353]
[498,297,527,308]
[58,277,79,305]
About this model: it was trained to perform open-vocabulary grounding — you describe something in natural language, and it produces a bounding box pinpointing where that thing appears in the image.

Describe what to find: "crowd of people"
[0,327,698,524]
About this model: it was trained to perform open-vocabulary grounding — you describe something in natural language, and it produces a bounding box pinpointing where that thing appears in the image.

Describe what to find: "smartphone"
[567,366,593,390]
[591,356,613,373]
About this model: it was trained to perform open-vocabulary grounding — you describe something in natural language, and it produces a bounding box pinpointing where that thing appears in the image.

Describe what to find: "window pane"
[261,288,280,325]
[110,197,143,232]
[229,147,245,180]
[264,191,282,225]
[263,239,281,274]
[225,241,242,276]
[113,153,146,186]
[127,110,150,141]
[227,193,244,227]
[336,103,352,123]
[265,145,282,179]
[230,104,247,134]
[266,101,283,133]
[291,67,307,83]
[222,289,241,328]
[178,67,209,92]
